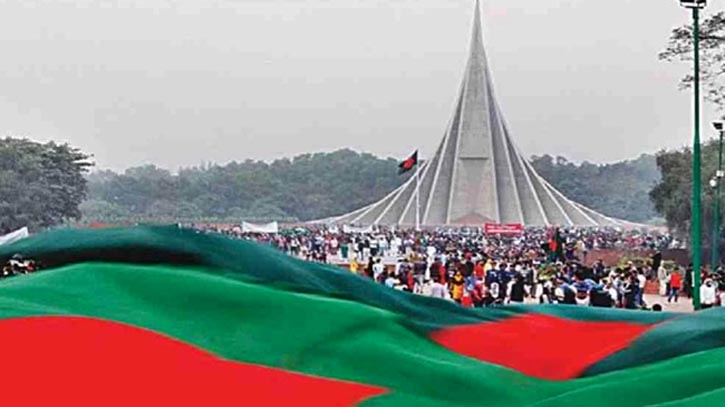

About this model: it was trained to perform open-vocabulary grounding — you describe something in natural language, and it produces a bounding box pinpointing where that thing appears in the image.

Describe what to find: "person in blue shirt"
[498,265,514,300]
[485,264,500,287]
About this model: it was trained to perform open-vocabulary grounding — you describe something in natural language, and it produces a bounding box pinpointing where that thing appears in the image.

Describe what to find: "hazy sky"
[0,0,719,170]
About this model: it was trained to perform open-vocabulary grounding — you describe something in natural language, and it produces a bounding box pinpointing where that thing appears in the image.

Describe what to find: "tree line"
[80,150,658,225]
[0,137,662,231]
[82,149,411,224]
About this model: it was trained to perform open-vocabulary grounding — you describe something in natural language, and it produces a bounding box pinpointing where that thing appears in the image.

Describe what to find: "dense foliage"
[83,149,410,224]
[660,10,725,111]
[82,149,658,224]
[0,138,92,232]
[650,140,725,244]
[531,154,660,223]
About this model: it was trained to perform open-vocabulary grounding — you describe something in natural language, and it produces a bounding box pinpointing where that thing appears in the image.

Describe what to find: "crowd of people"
[193,224,719,310]
[200,225,677,264]
[0,223,720,310]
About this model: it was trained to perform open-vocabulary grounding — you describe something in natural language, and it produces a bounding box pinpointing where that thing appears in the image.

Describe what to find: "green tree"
[0,138,92,232]
[650,141,725,247]
[660,11,725,110]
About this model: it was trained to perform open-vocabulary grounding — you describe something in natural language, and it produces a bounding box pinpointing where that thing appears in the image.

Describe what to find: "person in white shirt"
[378,236,390,257]
[370,238,380,257]
[430,281,450,300]
[384,273,398,288]
[603,279,618,304]
[372,259,385,281]
[426,245,437,260]
[700,279,718,309]
[391,236,402,256]
[657,265,668,296]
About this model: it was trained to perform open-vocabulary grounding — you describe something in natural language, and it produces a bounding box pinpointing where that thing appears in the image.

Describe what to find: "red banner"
[484,223,524,236]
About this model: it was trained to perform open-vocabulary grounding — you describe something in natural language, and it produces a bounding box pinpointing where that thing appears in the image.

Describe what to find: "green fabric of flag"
[1,226,724,406]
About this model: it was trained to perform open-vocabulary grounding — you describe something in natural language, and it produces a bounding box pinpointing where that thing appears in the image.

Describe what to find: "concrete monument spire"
[325,1,624,227]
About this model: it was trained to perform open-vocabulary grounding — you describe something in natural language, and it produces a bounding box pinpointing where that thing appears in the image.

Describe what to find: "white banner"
[342,225,374,234]
[241,221,279,234]
[0,227,29,246]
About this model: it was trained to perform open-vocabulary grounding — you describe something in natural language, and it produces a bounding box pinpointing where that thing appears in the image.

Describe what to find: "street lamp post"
[680,0,706,310]
[711,122,724,271]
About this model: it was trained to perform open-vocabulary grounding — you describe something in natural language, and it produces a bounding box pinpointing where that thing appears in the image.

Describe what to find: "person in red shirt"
[668,270,682,303]
[474,261,485,280]
[470,281,484,308]
[460,290,473,308]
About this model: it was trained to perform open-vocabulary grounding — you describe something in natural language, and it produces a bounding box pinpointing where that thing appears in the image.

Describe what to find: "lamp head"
[710,178,718,189]
[680,0,707,8]
[714,121,724,132]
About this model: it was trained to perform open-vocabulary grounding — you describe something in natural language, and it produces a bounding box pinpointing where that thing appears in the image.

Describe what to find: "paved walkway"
[645,294,694,313]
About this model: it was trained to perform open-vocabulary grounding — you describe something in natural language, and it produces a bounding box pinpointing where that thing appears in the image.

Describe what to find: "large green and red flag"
[1,226,725,406]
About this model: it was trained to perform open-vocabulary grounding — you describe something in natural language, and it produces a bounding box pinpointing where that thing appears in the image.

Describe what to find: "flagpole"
[415,158,421,232]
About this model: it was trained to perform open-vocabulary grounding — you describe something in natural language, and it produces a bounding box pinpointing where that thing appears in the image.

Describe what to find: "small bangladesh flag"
[398,150,418,174]
[1,226,725,406]
[548,227,565,262]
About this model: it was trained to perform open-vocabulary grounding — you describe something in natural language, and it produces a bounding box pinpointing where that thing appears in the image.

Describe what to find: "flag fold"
[0,226,723,407]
